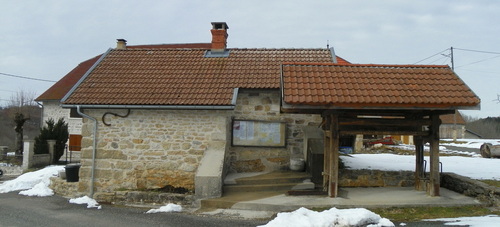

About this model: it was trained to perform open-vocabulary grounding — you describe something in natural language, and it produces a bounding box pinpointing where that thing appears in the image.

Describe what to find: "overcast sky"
[1,0,499,118]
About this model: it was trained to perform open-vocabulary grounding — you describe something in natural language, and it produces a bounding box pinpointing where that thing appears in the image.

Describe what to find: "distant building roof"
[440,112,466,125]
[35,43,213,102]
[281,63,480,109]
[36,55,101,101]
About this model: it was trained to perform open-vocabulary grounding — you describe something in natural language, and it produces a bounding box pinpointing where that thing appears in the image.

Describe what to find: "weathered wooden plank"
[329,114,340,198]
[429,114,441,196]
[323,129,330,192]
[414,136,425,191]
[339,118,431,127]
[339,130,429,136]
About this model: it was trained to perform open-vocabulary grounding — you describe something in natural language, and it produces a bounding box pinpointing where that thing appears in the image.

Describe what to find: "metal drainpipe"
[76,105,97,198]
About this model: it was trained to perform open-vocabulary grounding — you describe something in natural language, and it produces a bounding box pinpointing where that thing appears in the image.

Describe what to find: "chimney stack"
[116,39,127,50]
[210,22,229,52]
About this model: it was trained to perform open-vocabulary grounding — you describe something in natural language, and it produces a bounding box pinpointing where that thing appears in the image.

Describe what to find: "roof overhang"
[281,102,480,114]
[61,104,235,110]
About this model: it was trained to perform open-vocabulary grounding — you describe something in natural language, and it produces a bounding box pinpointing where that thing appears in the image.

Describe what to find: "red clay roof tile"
[63,48,339,106]
[282,63,480,109]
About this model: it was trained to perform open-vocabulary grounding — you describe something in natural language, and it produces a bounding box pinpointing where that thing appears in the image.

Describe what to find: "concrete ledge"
[195,148,225,199]
[441,172,499,207]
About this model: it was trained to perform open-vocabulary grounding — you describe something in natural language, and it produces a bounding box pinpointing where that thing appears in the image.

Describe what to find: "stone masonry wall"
[74,89,320,196]
[229,90,322,173]
[441,172,499,207]
[77,109,229,194]
[339,169,415,187]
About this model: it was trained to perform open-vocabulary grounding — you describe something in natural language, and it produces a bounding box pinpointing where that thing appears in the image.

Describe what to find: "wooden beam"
[339,118,431,127]
[429,114,441,196]
[329,114,340,197]
[340,130,429,136]
[414,136,425,191]
[323,129,331,192]
[322,115,331,192]
[322,109,454,117]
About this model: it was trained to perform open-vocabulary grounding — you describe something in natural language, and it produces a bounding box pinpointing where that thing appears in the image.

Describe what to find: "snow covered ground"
[341,154,499,180]
[0,138,499,226]
[441,139,500,148]
[0,165,64,195]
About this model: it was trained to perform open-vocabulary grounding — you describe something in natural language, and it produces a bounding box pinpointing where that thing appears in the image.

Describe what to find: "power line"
[415,47,500,67]
[0,89,16,93]
[413,48,450,64]
[0,72,56,83]
[457,68,500,75]
[454,48,500,55]
[455,55,500,69]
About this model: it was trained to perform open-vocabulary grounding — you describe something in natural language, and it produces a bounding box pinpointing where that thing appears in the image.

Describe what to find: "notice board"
[232,120,286,147]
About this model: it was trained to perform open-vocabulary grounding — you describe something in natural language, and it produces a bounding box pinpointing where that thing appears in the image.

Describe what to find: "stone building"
[40,22,480,200]
[53,22,349,198]
[439,111,466,139]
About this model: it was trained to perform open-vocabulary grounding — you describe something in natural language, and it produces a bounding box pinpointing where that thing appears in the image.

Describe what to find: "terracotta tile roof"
[36,43,212,101]
[36,55,101,101]
[282,63,480,109]
[63,48,339,106]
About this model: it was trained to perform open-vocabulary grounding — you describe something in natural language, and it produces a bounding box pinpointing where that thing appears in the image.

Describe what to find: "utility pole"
[451,46,455,70]
[450,46,457,141]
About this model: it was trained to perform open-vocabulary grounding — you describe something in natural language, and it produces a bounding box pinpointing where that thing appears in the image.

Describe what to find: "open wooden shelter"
[281,63,480,197]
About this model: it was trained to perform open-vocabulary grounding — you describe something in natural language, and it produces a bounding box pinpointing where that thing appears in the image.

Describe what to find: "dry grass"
[480,179,500,188]
[369,206,500,222]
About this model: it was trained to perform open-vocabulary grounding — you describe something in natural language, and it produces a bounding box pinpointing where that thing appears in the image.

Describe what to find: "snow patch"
[425,215,500,227]
[145,203,182,213]
[341,154,499,180]
[19,181,54,197]
[442,139,500,149]
[258,207,394,227]
[0,165,64,194]
[69,196,102,209]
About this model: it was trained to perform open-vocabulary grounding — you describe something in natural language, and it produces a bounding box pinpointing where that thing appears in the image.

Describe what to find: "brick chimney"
[116,39,127,50]
[210,22,229,52]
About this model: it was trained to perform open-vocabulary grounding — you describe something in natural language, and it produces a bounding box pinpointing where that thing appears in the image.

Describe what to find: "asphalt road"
[0,192,267,227]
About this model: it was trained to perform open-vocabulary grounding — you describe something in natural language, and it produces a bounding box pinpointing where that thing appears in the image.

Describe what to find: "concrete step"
[223,183,308,192]
[200,171,315,211]
[223,171,313,193]
[231,174,310,185]
[199,190,285,212]
[225,171,311,185]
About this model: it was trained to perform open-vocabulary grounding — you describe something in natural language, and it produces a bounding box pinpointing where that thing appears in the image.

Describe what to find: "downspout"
[76,105,97,198]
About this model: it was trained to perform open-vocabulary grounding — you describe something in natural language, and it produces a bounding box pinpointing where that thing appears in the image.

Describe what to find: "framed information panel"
[232,119,286,147]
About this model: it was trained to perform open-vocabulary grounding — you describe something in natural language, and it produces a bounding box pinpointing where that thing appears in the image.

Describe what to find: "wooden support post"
[322,115,331,192]
[429,114,441,196]
[414,136,425,191]
[328,114,340,197]
[323,129,331,192]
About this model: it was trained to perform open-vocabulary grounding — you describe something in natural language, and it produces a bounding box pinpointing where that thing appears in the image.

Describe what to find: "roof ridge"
[283,62,450,68]
[230,48,331,50]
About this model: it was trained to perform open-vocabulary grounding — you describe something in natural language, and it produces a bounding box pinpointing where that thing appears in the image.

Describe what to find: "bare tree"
[14,112,29,155]
[7,90,37,110]
[6,90,40,155]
